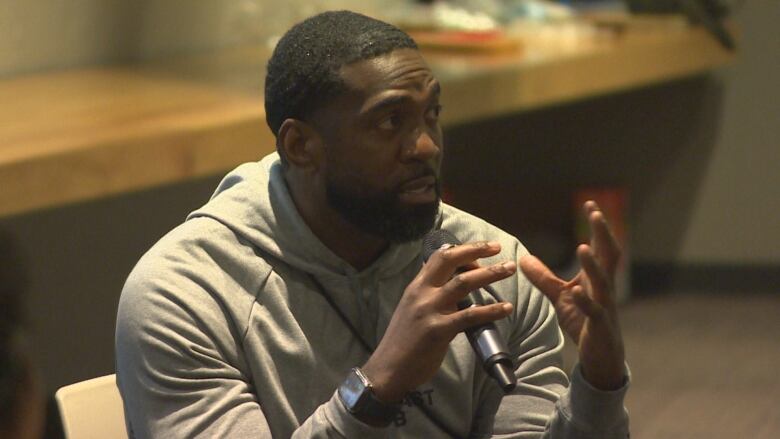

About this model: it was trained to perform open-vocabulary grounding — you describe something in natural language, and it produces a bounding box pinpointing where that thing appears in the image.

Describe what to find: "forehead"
[338,49,438,102]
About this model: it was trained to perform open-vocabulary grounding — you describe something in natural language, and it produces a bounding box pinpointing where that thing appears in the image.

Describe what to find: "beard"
[325,171,441,244]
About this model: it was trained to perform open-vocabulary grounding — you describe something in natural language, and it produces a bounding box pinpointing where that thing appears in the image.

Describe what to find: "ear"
[277,118,323,170]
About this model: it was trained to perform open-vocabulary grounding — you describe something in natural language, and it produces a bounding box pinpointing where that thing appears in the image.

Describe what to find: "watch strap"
[338,367,401,426]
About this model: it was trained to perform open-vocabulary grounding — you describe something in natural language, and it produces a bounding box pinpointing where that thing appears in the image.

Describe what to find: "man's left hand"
[519,200,626,390]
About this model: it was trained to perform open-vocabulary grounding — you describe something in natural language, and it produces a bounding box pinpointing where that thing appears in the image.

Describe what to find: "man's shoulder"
[121,216,274,308]
[140,216,253,267]
[440,203,527,256]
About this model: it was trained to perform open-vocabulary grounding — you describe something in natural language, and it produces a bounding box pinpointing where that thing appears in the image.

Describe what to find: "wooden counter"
[0,19,734,218]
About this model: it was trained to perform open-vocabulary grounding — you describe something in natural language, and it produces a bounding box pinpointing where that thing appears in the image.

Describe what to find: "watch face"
[340,369,368,411]
[339,368,400,425]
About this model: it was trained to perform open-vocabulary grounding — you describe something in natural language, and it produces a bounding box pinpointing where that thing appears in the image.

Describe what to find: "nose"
[401,127,441,163]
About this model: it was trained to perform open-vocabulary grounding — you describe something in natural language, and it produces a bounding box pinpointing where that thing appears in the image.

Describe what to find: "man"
[116,10,629,438]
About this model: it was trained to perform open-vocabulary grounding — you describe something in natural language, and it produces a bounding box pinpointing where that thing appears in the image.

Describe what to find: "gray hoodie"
[115,153,629,438]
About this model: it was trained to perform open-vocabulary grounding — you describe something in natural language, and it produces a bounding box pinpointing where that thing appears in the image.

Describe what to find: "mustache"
[398,165,438,186]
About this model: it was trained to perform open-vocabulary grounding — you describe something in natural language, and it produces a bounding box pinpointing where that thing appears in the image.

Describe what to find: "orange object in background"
[406,29,523,53]
[574,187,631,303]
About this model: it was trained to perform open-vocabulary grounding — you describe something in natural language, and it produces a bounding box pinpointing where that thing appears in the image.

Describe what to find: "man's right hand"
[361,240,516,404]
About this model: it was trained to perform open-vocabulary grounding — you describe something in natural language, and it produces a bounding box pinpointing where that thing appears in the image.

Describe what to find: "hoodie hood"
[187,153,437,280]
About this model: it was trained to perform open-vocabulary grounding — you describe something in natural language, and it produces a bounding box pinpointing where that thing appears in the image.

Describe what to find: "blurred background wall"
[0,0,380,76]
[0,0,776,409]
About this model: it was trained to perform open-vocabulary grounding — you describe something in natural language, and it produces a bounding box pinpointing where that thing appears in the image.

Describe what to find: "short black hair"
[264,10,418,164]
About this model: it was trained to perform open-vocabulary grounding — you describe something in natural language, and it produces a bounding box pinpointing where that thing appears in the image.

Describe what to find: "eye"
[426,104,443,121]
[377,113,402,131]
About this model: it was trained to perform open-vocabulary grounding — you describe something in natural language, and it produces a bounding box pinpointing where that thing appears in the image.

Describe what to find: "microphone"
[422,230,516,393]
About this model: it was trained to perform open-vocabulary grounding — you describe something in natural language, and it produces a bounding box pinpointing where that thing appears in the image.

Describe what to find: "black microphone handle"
[460,301,517,393]
[422,230,516,393]
[466,323,517,393]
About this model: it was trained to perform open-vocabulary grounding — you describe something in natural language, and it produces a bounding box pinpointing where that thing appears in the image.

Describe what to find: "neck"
[285,173,388,271]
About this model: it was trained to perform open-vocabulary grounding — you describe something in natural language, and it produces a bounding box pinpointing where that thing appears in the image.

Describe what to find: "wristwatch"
[337,367,401,427]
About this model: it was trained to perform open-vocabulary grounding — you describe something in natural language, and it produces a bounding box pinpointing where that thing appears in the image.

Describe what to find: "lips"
[400,175,436,192]
[398,174,438,204]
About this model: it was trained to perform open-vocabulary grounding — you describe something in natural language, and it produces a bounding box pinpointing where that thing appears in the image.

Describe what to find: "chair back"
[55,374,127,439]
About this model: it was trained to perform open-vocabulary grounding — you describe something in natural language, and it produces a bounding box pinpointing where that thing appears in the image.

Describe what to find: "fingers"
[423,241,502,287]
[570,285,604,318]
[437,260,516,306]
[519,255,566,303]
[583,201,621,277]
[577,244,614,307]
[446,302,513,333]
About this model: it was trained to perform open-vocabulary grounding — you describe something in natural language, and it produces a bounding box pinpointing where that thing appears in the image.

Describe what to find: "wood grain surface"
[0,19,734,217]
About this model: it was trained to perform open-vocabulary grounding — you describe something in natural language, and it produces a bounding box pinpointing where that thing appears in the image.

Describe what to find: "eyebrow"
[362,81,441,115]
